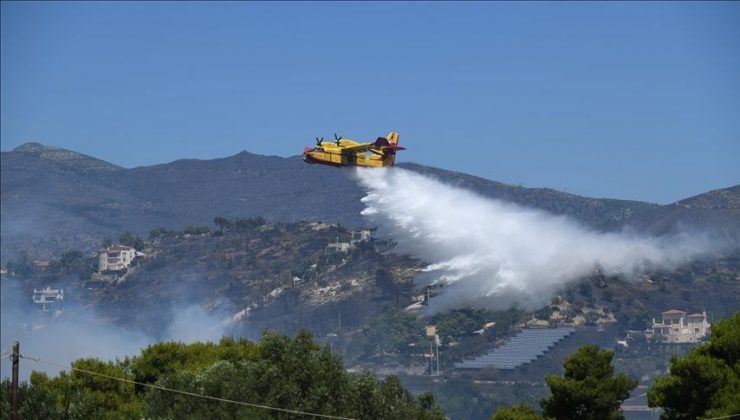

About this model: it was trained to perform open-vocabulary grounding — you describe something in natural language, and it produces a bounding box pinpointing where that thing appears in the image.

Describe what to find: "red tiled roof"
[662,309,686,315]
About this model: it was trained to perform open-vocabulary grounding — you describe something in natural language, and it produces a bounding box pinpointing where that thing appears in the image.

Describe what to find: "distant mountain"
[1,144,366,258]
[11,142,122,173]
[2,142,738,258]
[677,185,740,210]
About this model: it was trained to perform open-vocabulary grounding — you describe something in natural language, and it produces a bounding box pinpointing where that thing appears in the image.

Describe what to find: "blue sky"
[2,1,738,203]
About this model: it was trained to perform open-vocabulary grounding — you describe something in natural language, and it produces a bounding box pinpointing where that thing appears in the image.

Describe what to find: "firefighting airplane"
[302,132,405,168]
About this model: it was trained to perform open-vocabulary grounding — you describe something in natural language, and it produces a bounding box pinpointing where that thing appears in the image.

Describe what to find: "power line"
[704,415,740,420]
[22,356,358,420]
[0,342,13,358]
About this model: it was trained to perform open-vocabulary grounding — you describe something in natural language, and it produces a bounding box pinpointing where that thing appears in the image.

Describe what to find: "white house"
[350,229,372,245]
[33,286,64,311]
[327,229,373,253]
[646,309,711,344]
[326,241,352,253]
[98,245,143,272]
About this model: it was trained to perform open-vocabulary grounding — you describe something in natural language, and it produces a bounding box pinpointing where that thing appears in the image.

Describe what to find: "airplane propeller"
[334,133,343,145]
[315,137,324,146]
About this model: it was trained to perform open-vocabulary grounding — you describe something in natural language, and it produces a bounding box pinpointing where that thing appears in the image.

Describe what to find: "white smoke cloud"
[165,305,230,344]
[0,280,233,380]
[356,167,720,312]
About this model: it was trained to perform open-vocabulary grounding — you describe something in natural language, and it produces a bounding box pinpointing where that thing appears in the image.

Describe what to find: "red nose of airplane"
[303,147,313,153]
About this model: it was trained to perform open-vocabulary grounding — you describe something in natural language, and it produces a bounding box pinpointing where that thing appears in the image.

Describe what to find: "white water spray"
[356,167,715,311]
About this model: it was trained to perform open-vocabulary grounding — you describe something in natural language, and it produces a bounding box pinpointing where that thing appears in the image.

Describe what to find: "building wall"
[649,311,710,343]
[327,242,351,253]
[98,247,137,272]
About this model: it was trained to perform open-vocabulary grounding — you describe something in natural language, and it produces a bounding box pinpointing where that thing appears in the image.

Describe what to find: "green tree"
[491,404,542,420]
[60,249,84,267]
[6,250,34,277]
[183,225,210,235]
[346,306,426,362]
[433,309,488,344]
[541,345,637,420]
[8,360,143,420]
[435,376,497,420]
[0,375,60,420]
[233,217,266,232]
[144,361,254,419]
[647,312,740,419]
[119,231,145,250]
[213,216,233,233]
[143,331,444,419]
[4,332,444,420]
[149,227,175,239]
[132,337,258,387]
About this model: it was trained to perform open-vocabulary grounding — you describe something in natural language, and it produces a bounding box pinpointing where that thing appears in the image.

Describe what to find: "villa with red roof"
[97,244,145,273]
[646,309,711,343]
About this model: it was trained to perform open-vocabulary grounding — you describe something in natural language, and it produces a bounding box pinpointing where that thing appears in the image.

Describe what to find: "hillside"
[4,219,739,419]
[3,142,738,259]
[623,185,740,237]
[5,221,423,338]
[7,220,739,357]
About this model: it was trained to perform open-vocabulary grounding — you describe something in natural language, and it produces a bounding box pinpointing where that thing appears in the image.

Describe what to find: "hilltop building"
[97,245,144,273]
[326,239,352,253]
[326,229,373,253]
[646,309,711,343]
[350,229,372,245]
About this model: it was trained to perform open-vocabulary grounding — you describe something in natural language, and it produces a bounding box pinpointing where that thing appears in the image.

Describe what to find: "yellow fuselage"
[303,139,394,168]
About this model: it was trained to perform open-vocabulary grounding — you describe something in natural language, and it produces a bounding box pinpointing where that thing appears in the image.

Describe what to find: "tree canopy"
[490,344,637,420]
[541,345,637,420]
[119,231,145,250]
[1,331,445,420]
[490,404,541,420]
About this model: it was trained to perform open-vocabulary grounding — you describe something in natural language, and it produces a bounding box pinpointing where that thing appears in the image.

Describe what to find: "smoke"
[165,305,230,344]
[0,279,231,380]
[356,168,722,312]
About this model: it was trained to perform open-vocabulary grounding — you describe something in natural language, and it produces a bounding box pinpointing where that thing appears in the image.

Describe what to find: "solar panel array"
[454,327,575,370]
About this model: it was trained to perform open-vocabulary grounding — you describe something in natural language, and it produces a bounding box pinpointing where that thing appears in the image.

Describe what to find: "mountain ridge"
[11,142,123,173]
[2,142,738,258]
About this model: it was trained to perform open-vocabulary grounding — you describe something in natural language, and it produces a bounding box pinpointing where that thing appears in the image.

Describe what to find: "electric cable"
[21,355,358,420]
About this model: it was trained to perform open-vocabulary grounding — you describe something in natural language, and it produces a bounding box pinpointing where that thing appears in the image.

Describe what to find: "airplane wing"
[341,142,373,153]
